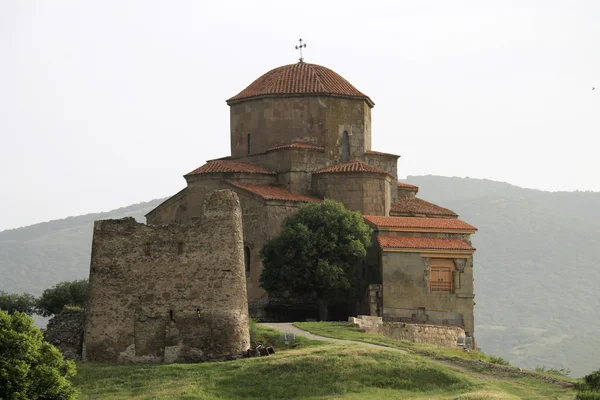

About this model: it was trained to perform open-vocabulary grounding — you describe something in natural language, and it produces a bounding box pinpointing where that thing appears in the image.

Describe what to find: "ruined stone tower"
[83,190,250,363]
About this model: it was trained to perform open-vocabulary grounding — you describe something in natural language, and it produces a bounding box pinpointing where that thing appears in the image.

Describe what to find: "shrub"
[584,369,600,391]
[576,391,600,400]
[488,355,510,366]
[0,310,77,399]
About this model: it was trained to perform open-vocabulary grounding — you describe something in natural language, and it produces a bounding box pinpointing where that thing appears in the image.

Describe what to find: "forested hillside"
[407,175,600,378]
[1,176,598,376]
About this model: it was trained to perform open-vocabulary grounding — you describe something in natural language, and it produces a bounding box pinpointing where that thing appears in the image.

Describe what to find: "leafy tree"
[260,199,372,320]
[37,280,88,317]
[0,310,77,399]
[0,291,37,315]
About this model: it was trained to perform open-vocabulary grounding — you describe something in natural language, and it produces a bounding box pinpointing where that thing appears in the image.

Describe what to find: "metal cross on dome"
[295,38,307,62]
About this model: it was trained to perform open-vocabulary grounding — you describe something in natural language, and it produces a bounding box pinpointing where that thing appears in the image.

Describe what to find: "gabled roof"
[226,181,321,203]
[390,198,458,218]
[266,143,325,152]
[378,236,475,251]
[227,62,374,107]
[313,161,390,176]
[397,182,419,191]
[364,216,476,232]
[185,160,276,177]
[364,150,400,158]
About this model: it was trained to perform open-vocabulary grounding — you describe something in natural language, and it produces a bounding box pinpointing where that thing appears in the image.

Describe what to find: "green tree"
[259,199,372,320]
[0,291,37,315]
[0,310,77,399]
[37,280,88,317]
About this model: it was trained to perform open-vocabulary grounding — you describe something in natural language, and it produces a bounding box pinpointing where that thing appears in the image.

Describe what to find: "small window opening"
[342,131,349,161]
[177,242,184,255]
[247,134,252,154]
[244,245,251,275]
[144,243,151,256]
[169,310,174,321]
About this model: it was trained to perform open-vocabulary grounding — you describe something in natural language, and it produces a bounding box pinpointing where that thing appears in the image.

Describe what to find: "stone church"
[144,60,478,339]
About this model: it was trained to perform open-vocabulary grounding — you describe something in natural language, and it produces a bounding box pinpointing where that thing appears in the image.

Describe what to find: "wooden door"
[428,259,455,294]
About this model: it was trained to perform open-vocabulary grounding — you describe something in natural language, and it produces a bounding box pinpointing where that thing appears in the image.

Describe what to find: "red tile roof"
[227,62,374,107]
[226,181,321,203]
[266,143,325,152]
[364,216,476,231]
[313,161,390,176]
[397,182,419,191]
[378,236,475,251]
[365,150,400,158]
[185,160,275,176]
[391,198,458,218]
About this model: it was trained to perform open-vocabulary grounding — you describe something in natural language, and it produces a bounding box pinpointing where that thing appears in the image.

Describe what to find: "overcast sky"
[1,0,598,231]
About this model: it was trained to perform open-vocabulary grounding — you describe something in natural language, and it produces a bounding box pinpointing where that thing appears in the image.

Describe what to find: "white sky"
[1,0,598,231]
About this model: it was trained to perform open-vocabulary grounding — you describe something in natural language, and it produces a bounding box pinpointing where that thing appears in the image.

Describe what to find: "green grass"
[71,323,576,399]
[73,345,477,399]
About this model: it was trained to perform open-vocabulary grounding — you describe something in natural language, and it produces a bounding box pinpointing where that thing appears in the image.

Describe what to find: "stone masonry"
[83,190,250,363]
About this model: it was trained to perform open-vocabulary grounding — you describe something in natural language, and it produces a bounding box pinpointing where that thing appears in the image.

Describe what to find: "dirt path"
[261,322,406,354]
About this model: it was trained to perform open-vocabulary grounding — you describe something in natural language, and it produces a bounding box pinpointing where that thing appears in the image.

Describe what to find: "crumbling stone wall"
[44,308,84,361]
[382,322,465,347]
[83,190,250,363]
[349,315,466,347]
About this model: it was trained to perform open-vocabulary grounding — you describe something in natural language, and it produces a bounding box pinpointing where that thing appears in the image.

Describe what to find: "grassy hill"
[1,176,598,377]
[73,322,576,399]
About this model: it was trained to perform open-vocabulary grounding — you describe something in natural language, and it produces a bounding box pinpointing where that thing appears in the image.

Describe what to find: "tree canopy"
[0,291,37,315]
[37,280,89,317]
[259,200,372,320]
[0,310,77,399]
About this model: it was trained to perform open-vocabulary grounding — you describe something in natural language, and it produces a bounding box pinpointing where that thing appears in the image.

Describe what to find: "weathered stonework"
[83,190,250,363]
[382,322,466,347]
[349,315,465,348]
[44,308,84,361]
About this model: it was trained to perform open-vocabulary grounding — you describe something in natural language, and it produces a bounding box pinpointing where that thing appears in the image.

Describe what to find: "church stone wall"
[230,97,371,162]
[237,191,307,303]
[83,190,250,363]
[312,172,391,216]
[381,251,475,338]
[364,154,399,204]
[146,189,187,225]
[230,97,328,158]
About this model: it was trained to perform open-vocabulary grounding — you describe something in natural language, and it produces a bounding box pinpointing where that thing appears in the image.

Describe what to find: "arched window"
[244,246,251,275]
[342,131,349,161]
[247,134,252,155]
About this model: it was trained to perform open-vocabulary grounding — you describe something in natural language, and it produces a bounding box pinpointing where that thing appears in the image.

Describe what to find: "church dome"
[227,62,374,107]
